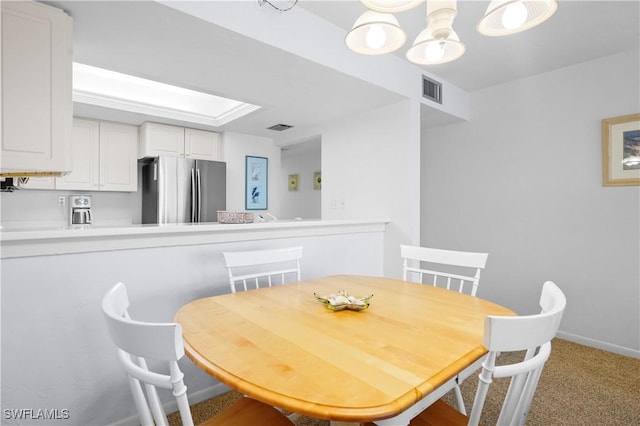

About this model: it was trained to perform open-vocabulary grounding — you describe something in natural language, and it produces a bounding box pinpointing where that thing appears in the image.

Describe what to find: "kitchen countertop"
[0,219,389,258]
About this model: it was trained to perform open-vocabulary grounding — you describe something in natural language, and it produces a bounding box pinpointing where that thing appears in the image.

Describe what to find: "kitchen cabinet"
[138,122,223,161]
[1,1,72,175]
[184,128,223,160]
[56,118,138,192]
[56,119,100,190]
[98,122,138,191]
[18,177,56,190]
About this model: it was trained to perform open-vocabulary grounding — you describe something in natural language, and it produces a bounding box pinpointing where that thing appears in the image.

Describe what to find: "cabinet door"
[1,1,72,174]
[55,119,100,190]
[138,122,184,158]
[184,128,223,161]
[19,177,55,190]
[100,122,138,191]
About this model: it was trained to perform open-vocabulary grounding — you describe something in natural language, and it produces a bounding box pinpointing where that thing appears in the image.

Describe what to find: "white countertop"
[0,220,306,239]
[0,219,389,258]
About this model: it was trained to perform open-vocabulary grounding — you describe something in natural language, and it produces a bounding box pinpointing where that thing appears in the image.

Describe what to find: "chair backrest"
[467,281,567,426]
[222,246,303,293]
[102,283,193,426]
[400,244,488,296]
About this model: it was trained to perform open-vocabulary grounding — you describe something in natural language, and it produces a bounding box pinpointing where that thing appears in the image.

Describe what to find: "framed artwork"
[313,171,321,190]
[245,156,268,210]
[288,174,299,191]
[602,114,640,186]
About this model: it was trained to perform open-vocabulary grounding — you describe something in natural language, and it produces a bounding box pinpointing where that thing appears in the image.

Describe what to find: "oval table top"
[175,275,514,423]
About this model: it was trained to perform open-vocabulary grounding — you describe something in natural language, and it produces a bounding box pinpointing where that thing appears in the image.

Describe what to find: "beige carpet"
[169,338,640,425]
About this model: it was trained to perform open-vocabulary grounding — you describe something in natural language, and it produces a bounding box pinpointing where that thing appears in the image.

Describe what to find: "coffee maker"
[69,195,93,226]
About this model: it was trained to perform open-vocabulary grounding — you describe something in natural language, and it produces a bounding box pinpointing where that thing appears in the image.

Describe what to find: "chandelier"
[345,0,559,65]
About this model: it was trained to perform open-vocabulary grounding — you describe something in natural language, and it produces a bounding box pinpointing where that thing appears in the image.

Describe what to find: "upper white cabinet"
[56,119,100,190]
[184,128,223,160]
[138,122,223,161]
[99,122,138,191]
[56,118,138,192]
[1,1,72,175]
[138,122,184,158]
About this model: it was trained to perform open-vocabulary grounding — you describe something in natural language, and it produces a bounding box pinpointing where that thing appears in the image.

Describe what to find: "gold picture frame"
[313,171,321,190]
[288,174,299,191]
[602,113,640,186]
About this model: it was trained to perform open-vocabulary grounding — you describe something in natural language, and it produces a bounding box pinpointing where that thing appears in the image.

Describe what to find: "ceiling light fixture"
[258,0,298,12]
[346,0,558,65]
[406,1,464,65]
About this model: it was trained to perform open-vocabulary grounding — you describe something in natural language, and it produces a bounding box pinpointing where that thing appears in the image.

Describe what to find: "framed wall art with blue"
[245,156,268,210]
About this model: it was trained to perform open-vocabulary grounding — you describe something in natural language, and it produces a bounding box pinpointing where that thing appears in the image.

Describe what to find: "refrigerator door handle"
[191,168,196,222]
[196,167,202,222]
[158,160,167,224]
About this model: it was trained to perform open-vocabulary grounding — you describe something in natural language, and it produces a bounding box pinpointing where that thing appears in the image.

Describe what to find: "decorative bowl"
[314,290,373,311]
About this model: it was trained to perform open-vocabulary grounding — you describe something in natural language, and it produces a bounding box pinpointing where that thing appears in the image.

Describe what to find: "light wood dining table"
[175,275,514,425]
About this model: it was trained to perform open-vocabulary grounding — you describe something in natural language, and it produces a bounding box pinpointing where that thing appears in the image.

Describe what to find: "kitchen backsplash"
[0,188,142,229]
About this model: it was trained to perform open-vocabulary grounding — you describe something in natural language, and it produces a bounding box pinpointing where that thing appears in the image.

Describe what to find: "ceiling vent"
[267,123,294,131]
[422,75,442,104]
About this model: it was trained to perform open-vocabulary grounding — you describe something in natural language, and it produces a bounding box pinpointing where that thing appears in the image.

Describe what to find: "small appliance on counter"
[69,195,93,226]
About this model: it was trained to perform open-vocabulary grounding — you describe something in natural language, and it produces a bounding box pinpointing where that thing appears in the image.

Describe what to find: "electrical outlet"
[58,196,65,206]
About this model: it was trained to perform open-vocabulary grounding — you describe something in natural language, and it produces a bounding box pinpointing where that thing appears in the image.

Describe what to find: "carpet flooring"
[169,338,640,425]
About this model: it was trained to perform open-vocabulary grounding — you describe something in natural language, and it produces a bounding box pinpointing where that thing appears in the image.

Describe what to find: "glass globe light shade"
[502,1,528,29]
[478,0,559,36]
[406,26,465,65]
[345,10,407,55]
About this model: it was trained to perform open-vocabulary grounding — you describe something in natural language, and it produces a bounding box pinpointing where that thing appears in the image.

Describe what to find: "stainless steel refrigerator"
[141,156,226,224]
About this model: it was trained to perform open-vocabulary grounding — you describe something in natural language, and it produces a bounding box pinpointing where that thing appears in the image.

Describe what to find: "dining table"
[174,274,515,425]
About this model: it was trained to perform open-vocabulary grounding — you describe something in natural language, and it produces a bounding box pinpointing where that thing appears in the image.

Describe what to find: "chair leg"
[453,384,467,415]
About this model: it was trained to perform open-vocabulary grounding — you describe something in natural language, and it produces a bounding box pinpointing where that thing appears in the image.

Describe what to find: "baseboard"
[557,331,640,359]
[109,383,231,426]
[110,412,148,426]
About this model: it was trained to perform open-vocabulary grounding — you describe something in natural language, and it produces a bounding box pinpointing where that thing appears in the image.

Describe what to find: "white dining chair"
[101,282,293,426]
[406,281,567,426]
[400,244,489,297]
[222,246,303,293]
[401,244,489,413]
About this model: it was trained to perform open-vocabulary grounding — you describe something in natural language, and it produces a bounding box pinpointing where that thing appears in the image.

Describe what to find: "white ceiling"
[46,1,639,142]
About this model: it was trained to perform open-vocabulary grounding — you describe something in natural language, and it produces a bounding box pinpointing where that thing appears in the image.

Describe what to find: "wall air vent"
[422,75,442,104]
[267,123,294,131]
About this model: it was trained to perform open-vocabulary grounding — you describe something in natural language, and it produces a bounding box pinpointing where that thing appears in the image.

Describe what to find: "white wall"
[222,131,281,217]
[421,50,640,357]
[322,100,422,277]
[280,147,321,220]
